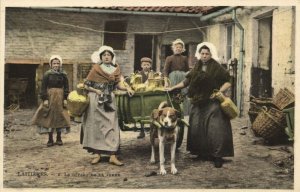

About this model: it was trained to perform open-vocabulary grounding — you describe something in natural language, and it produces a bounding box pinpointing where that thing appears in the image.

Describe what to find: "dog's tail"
[158,101,168,110]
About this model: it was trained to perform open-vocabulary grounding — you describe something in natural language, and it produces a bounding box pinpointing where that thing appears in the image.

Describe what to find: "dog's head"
[152,107,180,129]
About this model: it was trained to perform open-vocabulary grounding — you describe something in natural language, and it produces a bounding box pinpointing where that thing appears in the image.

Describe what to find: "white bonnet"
[172,39,186,52]
[91,45,116,64]
[49,55,63,66]
[195,42,220,63]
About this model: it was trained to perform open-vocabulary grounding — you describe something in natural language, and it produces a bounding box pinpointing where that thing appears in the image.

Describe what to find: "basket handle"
[249,101,256,105]
[261,106,268,112]
[250,95,255,101]
[261,107,282,126]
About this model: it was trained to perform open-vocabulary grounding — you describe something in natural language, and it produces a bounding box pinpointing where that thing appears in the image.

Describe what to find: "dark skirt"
[187,100,234,158]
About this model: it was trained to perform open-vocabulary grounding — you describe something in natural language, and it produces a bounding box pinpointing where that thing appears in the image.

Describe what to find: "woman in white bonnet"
[166,42,234,168]
[163,38,190,113]
[163,38,189,87]
[32,55,70,147]
[81,45,134,166]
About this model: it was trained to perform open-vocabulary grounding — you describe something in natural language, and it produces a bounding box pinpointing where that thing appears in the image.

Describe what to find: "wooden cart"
[115,90,188,148]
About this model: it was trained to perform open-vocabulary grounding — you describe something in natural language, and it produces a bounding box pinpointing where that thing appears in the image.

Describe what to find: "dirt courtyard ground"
[3,109,294,189]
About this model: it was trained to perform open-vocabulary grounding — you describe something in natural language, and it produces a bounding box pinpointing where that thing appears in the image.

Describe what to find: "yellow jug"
[211,90,239,119]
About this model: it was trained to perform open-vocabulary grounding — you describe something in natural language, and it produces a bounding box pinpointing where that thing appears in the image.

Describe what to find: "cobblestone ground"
[3,109,294,189]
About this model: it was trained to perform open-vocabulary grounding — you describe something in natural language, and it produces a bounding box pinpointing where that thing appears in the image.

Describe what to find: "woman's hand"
[165,86,174,92]
[127,87,135,97]
[165,82,185,92]
[63,100,68,108]
[43,100,49,108]
[164,82,169,88]
[164,79,169,88]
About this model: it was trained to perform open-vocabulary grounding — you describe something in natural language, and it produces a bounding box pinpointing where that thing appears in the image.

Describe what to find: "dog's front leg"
[158,132,166,175]
[170,140,178,174]
[150,144,155,164]
[150,129,156,164]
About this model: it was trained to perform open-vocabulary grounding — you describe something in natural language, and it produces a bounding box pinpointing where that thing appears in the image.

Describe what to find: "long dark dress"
[183,58,234,158]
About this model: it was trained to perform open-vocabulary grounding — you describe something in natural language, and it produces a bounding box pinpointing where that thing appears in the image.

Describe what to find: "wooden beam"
[5,58,91,65]
[5,59,41,64]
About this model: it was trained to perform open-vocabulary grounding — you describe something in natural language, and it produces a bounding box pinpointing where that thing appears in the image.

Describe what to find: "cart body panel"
[115,90,186,148]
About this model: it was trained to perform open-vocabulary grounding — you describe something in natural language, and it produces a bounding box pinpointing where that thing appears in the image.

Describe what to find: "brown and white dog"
[150,101,180,175]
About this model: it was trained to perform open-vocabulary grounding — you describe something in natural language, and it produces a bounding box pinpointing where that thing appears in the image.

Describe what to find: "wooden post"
[35,59,44,105]
[73,62,78,90]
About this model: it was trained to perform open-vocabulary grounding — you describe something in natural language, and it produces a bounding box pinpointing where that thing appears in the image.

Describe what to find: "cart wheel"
[176,121,185,148]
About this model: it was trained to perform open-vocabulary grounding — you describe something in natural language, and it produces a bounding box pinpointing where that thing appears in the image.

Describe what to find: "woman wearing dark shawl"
[166,42,234,168]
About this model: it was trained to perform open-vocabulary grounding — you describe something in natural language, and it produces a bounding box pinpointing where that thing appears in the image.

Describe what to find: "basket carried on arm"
[67,83,89,117]
[252,106,287,142]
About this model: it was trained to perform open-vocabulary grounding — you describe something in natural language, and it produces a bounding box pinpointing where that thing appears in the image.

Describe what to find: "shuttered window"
[104,21,127,50]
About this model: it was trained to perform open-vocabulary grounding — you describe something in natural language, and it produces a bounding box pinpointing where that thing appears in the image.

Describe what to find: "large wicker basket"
[273,88,295,110]
[248,96,278,124]
[67,90,89,117]
[252,107,286,141]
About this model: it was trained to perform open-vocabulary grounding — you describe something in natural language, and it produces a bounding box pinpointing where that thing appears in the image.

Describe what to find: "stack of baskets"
[250,88,294,142]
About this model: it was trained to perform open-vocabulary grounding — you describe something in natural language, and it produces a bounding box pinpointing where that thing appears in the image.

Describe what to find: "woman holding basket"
[81,45,134,166]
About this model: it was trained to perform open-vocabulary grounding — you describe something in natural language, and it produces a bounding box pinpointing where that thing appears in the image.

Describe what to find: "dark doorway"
[134,35,157,72]
[5,64,38,108]
[251,16,273,98]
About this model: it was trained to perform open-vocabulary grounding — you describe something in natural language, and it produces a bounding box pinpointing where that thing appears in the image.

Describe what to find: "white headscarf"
[49,55,63,67]
[172,38,186,53]
[195,42,220,63]
[91,45,116,64]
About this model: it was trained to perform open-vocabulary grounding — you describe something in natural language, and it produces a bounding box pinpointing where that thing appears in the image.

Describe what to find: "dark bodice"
[40,70,69,100]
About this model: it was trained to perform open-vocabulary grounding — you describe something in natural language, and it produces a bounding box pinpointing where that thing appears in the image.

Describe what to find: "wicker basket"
[248,96,278,123]
[252,107,286,141]
[268,107,287,127]
[273,88,295,110]
[250,96,274,107]
[67,90,89,117]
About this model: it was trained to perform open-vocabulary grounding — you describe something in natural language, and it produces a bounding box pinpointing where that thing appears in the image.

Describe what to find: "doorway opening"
[251,16,273,98]
[134,35,157,72]
[5,64,38,108]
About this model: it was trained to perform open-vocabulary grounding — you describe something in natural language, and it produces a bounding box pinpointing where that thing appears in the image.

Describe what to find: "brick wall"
[6,8,203,77]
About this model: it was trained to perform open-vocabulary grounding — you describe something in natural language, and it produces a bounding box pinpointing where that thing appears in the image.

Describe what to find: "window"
[104,21,127,50]
[226,25,233,60]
